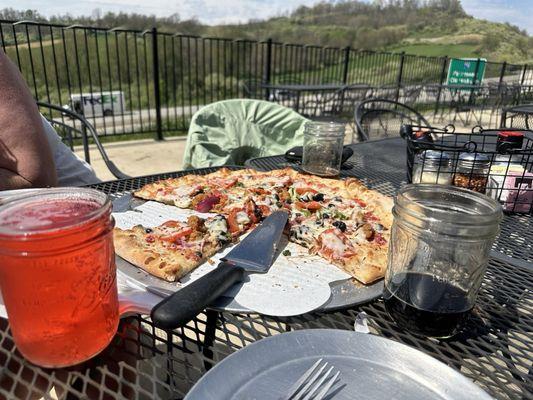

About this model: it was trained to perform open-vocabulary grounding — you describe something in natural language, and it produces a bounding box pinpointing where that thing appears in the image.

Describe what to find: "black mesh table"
[501,104,533,129]
[247,137,533,263]
[0,155,531,399]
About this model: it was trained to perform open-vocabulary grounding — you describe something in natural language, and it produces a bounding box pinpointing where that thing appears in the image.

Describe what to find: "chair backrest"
[37,102,129,179]
[182,99,309,169]
[355,98,430,142]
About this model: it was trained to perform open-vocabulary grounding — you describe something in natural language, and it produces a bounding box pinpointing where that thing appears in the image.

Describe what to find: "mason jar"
[384,184,502,338]
[302,121,345,177]
[412,150,452,185]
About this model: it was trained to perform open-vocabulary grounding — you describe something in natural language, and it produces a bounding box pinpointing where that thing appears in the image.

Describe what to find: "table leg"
[202,310,219,371]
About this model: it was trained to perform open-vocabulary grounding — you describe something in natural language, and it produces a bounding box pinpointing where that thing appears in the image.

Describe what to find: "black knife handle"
[150,262,244,330]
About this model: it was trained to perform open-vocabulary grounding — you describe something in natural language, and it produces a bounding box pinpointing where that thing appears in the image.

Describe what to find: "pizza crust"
[113,226,200,282]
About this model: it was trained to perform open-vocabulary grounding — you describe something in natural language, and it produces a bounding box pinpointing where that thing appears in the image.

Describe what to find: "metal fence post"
[342,46,351,84]
[434,56,448,116]
[521,64,528,85]
[467,57,481,105]
[263,38,273,101]
[151,27,163,140]
[498,61,507,90]
[395,51,405,102]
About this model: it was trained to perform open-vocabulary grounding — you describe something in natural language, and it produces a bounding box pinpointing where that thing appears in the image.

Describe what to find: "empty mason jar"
[384,184,502,338]
[302,122,345,177]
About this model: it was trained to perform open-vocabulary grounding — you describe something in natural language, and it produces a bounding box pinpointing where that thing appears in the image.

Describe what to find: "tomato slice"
[295,201,322,211]
[161,220,182,228]
[354,199,367,208]
[296,187,318,195]
[159,227,193,242]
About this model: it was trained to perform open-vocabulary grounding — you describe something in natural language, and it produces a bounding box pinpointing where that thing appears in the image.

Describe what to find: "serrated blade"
[222,210,288,273]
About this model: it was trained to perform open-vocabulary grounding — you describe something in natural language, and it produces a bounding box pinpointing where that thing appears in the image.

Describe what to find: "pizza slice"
[113,214,233,281]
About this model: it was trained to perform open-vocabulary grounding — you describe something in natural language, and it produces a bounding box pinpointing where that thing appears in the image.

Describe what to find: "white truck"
[66,91,126,117]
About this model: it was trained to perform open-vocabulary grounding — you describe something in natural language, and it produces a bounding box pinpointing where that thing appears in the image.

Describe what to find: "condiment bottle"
[488,154,526,203]
[412,150,452,185]
[496,131,524,153]
[453,152,490,193]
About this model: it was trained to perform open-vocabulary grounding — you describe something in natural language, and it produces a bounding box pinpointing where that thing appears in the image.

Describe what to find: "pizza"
[114,168,393,285]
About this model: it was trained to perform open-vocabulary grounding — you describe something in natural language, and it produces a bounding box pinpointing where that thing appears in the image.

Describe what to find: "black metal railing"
[1,19,532,138]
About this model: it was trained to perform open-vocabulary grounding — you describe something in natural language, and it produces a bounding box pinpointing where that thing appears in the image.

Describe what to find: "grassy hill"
[203,1,532,63]
[2,1,532,63]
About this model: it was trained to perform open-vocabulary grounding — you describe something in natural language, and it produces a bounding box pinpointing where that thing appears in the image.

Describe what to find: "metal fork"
[282,358,341,400]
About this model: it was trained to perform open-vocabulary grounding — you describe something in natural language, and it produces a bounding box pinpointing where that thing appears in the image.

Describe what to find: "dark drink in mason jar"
[385,185,501,338]
[383,272,472,337]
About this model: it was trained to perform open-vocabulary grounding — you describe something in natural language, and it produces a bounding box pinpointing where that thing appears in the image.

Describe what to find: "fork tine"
[293,362,329,400]
[300,366,334,400]
[282,359,323,400]
[313,371,341,400]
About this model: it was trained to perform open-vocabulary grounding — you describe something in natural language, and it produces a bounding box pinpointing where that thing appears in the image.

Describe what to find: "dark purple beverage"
[383,272,472,338]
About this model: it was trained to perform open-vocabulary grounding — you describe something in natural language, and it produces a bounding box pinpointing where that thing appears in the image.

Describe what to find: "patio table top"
[0,138,531,399]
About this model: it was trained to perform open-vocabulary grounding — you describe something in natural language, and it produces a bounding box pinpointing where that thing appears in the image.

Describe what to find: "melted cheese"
[236,211,250,225]
[320,231,348,257]
[164,185,199,208]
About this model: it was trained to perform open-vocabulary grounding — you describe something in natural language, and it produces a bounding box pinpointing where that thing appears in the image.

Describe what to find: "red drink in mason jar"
[0,188,119,367]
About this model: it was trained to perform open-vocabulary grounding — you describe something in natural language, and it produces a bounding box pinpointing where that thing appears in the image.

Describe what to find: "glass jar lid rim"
[0,187,110,237]
[395,184,502,230]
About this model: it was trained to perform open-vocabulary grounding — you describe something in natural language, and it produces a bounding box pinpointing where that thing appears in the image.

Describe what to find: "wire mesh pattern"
[404,125,533,214]
[0,161,531,399]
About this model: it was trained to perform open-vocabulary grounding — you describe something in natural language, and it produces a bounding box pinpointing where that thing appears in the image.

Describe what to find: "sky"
[1,0,531,33]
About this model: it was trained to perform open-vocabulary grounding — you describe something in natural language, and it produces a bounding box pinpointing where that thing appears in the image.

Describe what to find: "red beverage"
[0,188,118,367]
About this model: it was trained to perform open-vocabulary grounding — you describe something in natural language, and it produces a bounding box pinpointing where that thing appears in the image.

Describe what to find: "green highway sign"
[447,58,486,86]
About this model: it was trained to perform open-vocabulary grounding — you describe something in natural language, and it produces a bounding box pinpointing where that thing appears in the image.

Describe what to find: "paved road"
[72,104,202,135]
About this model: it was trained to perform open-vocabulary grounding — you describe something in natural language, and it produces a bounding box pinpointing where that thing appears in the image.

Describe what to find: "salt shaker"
[412,150,452,185]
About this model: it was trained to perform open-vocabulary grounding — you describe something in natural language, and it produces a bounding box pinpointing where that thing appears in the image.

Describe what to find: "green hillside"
[205,1,533,63]
[2,1,532,63]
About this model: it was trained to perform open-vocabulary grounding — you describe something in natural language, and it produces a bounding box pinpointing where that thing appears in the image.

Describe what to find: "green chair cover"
[182,99,309,169]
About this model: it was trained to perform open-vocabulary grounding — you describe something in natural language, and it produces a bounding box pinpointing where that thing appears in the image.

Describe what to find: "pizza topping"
[353,223,375,243]
[145,228,153,233]
[194,194,221,213]
[236,211,251,225]
[205,215,230,245]
[312,193,325,202]
[317,229,356,261]
[145,234,155,243]
[289,223,314,248]
[167,185,203,208]
[159,227,193,243]
[332,220,347,232]
[295,201,322,212]
[374,233,387,245]
[244,199,262,224]
[187,215,207,233]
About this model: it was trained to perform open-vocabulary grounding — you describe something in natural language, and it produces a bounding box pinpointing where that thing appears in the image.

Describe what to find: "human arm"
[0,50,57,190]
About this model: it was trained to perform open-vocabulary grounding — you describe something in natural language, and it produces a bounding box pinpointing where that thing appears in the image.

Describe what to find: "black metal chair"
[242,78,265,99]
[37,102,130,179]
[500,104,533,130]
[355,98,430,142]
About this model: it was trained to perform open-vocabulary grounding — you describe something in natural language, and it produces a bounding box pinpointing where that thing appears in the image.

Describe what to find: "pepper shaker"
[453,152,490,193]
